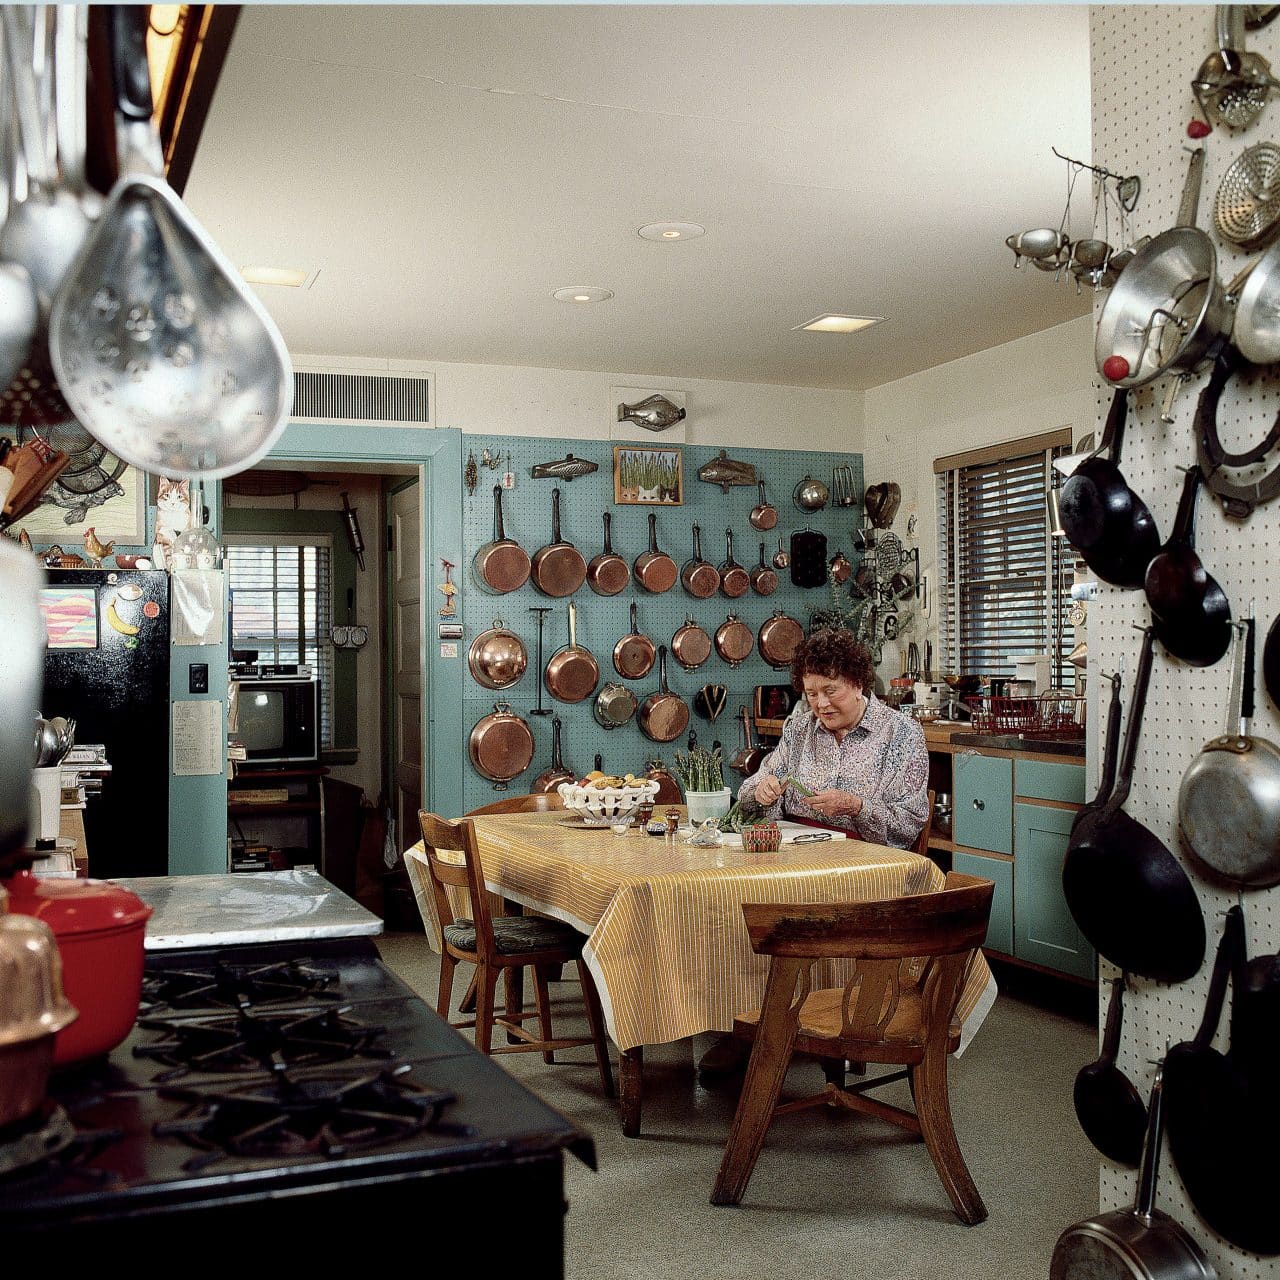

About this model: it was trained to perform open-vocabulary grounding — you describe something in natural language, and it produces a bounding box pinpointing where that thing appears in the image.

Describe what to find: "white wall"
[293,353,865,453]
[861,314,1097,677]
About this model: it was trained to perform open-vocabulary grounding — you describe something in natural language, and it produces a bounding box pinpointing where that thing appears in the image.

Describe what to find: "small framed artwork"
[613,446,683,505]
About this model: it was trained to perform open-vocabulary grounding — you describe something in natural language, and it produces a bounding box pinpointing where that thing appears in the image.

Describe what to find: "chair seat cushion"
[444,914,585,956]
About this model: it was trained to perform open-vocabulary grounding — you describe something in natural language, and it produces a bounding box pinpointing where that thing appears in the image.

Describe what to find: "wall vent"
[292,370,432,426]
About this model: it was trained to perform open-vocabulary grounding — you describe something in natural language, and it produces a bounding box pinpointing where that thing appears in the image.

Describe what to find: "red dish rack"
[966,692,1085,737]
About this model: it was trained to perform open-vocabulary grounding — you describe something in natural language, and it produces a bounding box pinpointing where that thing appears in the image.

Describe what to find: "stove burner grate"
[155,1064,466,1171]
[0,1103,123,1186]
[134,1004,392,1080]
[141,958,341,1013]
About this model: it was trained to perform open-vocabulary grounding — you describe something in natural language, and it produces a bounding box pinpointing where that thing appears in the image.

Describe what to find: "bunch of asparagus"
[672,744,725,793]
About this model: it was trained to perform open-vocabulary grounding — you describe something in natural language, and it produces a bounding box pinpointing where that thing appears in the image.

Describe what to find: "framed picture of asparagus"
[613,445,683,506]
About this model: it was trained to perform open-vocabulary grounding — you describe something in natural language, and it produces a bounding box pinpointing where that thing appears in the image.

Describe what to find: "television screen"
[239,688,286,754]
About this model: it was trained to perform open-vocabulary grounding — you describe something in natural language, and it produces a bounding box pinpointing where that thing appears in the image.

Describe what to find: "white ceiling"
[185,4,1093,393]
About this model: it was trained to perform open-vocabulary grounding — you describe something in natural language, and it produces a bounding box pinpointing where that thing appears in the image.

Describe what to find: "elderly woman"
[739,628,929,849]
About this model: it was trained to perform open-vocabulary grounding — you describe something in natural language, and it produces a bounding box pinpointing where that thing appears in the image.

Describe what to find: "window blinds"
[936,445,1072,683]
[225,536,334,747]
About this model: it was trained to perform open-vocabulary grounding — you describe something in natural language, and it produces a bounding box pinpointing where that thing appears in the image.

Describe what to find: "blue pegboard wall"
[455,436,863,812]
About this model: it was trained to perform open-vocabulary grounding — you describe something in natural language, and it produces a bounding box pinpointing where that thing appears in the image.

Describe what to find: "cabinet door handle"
[972,798,985,811]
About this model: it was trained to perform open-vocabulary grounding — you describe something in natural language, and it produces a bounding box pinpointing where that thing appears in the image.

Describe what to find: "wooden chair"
[408,811,614,1097]
[710,871,995,1224]
[912,789,937,857]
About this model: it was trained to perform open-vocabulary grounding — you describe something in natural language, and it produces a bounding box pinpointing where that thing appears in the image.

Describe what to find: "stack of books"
[230,842,278,872]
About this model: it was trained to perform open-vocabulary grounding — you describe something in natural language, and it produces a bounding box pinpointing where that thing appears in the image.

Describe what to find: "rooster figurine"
[83,527,115,569]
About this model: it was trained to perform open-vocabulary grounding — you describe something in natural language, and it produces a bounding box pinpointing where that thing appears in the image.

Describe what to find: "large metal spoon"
[50,6,292,480]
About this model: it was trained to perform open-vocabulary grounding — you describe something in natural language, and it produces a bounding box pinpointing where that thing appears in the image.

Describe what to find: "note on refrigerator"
[172,700,224,776]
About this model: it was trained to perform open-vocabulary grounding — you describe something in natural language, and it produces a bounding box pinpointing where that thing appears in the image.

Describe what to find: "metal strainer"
[1214,142,1280,250]
[1193,5,1280,131]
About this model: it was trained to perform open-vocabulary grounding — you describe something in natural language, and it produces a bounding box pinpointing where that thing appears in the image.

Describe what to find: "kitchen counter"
[921,722,1084,759]
[109,868,382,949]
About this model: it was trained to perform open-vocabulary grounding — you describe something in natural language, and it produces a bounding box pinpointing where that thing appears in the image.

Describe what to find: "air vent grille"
[292,371,432,425]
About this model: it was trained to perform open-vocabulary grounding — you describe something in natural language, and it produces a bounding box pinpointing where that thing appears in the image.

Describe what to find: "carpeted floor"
[376,932,1097,1280]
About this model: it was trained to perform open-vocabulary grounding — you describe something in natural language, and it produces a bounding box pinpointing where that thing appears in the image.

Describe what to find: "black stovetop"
[0,937,593,1234]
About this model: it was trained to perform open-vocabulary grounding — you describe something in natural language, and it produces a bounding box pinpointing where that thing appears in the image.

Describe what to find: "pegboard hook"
[1051,147,1141,213]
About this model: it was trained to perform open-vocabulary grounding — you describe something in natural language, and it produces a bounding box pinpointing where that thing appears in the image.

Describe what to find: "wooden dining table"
[418,809,997,1136]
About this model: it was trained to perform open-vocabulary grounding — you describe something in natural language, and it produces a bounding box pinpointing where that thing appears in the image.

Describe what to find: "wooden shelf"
[229,801,321,815]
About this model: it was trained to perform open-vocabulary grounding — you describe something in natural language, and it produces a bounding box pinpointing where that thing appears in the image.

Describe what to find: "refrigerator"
[40,568,170,878]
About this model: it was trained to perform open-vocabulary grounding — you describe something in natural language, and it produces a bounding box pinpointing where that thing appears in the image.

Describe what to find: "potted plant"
[672,744,732,823]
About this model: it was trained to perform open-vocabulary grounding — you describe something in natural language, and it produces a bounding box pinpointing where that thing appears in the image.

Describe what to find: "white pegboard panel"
[1091,8,1280,1278]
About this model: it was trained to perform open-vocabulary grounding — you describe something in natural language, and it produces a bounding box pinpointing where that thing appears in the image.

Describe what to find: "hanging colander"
[1214,142,1280,250]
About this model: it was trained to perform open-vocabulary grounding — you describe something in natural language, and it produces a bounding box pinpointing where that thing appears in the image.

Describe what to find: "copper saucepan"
[681,523,720,599]
[614,601,656,679]
[531,714,576,792]
[671,615,712,671]
[730,705,766,776]
[586,511,630,596]
[531,486,587,597]
[719,528,750,598]
[751,542,779,595]
[749,480,778,531]
[467,618,527,690]
[544,600,600,703]
[469,701,535,789]
[758,609,805,670]
[473,484,531,594]
[715,613,754,667]
[639,645,690,743]
[634,512,678,593]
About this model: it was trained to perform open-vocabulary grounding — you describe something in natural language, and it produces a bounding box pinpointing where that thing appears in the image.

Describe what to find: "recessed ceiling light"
[552,286,613,303]
[240,265,316,288]
[638,222,705,242]
[794,313,885,334]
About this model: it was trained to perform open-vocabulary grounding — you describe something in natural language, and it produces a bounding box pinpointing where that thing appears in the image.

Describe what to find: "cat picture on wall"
[153,477,192,569]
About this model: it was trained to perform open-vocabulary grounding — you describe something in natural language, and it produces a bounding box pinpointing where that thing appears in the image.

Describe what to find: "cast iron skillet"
[1265,608,1280,710]
[1073,974,1147,1168]
[1059,390,1161,590]
[1143,466,1232,667]
[1073,670,1123,835]
[1062,626,1207,984]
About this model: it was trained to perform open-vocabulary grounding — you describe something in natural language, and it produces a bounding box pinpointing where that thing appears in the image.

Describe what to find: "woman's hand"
[805,789,864,820]
[754,774,784,806]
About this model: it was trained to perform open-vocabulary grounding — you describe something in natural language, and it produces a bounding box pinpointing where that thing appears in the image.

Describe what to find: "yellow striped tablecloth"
[412,811,997,1055]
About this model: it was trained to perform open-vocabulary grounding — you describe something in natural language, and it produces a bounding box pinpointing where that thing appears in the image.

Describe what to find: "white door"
[389,479,422,854]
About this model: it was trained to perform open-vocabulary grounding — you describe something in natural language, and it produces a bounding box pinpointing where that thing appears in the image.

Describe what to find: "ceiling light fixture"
[240,265,315,288]
[552,286,613,303]
[794,313,885,334]
[638,222,705,242]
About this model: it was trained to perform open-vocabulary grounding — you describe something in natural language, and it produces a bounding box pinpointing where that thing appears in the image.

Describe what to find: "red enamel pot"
[2,869,151,1066]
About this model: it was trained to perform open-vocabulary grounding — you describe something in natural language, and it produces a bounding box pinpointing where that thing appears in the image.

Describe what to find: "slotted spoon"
[49,6,292,479]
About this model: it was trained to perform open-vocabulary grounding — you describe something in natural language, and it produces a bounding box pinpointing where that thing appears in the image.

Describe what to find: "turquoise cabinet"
[1016,759,1087,805]
[953,754,1013,854]
[1014,803,1096,980]
[953,851,1013,957]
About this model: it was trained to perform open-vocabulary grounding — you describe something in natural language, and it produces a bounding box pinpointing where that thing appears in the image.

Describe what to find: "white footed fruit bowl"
[557,779,659,827]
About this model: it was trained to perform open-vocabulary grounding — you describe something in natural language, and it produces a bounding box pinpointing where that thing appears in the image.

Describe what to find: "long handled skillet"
[1062,627,1206,984]
[1059,390,1161,590]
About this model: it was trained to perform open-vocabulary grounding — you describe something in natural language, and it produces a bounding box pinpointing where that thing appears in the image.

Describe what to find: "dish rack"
[966,691,1085,736]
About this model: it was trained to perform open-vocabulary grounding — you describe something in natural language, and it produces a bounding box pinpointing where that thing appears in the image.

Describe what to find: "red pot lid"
[1,869,152,936]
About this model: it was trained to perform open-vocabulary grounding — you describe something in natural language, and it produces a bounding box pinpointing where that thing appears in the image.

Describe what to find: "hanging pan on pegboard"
[1214,141,1280,250]
[20,422,128,511]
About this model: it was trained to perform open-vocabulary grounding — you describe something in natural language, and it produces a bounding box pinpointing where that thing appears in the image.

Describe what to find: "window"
[935,431,1073,684]
[225,535,335,747]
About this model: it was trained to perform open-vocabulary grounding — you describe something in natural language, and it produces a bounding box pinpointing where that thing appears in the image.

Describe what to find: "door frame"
[260,424,463,820]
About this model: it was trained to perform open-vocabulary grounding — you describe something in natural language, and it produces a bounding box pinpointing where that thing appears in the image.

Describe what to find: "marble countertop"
[109,869,383,950]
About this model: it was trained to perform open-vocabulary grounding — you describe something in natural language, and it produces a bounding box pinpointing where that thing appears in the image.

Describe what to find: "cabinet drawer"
[953,851,1012,956]
[953,754,1013,854]
[1016,759,1085,805]
[1014,803,1096,980]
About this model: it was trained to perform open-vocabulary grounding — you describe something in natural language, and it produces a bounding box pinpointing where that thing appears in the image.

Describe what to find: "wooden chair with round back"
[408,810,614,1098]
[710,871,995,1223]
[912,789,936,858]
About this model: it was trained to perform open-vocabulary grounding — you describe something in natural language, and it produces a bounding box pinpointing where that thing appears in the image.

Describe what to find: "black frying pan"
[1059,390,1161,590]
[1265,609,1280,710]
[1073,974,1147,1168]
[1073,670,1123,835]
[1163,905,1280,1257]
[1062,627,1207,984]
[1143,467,1231,667]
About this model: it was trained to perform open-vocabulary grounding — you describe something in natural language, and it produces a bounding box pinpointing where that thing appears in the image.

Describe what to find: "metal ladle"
[50,6,293,480]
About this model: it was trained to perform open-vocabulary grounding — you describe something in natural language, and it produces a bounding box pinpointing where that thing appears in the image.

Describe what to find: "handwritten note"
[172,700,224,776]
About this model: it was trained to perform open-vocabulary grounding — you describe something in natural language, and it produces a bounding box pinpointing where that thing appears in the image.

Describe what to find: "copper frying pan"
[544,600,600,703]
[758,609,805,669]
[531,487,587,597]
[634,512,678,593]
[680,523,720,599]
[531,715,576,792]
[469,702,535,789]
[719,529,750,598]
[715,613,755,667]
[671,615,712,670]
[639,645,690,743]
[613,601,656,679]
[751,542,779,595]
[473,485,531,594]
[586,511,630,596]
[749,481,778,531]
[467,618,528,690]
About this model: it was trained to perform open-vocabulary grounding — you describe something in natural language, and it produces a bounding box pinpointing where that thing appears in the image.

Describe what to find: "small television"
[234,677,319,766]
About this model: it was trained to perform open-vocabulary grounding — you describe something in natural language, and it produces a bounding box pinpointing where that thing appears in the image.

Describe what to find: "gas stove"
[0,937,593,1266]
